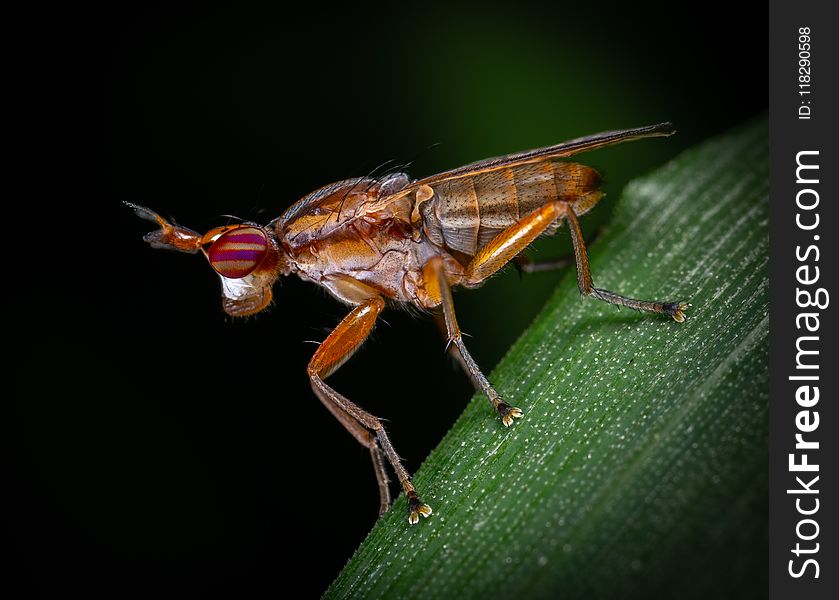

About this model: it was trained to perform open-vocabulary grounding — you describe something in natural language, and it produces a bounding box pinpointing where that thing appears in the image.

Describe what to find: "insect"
[126,123,688,525]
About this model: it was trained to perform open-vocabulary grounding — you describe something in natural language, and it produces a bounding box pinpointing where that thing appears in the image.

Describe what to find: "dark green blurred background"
[14,2,766,597]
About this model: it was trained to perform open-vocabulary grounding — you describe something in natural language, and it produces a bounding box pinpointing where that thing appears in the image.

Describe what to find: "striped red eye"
[207,227,269,278]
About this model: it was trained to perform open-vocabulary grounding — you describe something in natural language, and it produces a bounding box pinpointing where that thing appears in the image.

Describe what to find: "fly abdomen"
[420,161,602,257]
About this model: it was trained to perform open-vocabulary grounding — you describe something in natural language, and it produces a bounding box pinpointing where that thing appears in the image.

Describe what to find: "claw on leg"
[667,302,691,323]
[407,490,433,525]
[498,402,524,427]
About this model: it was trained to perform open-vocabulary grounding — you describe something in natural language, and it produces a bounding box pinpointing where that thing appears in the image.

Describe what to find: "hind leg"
[462,199,688,322]
[563,205,689,322]
[463,201,568,285]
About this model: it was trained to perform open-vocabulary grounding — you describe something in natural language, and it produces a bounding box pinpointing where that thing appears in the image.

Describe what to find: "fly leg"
[513,254,573,274]
[462,200,687,322]
[432,311,482,390]
[564,205,689,322]
[310,383,390,515]
[512,228,602,274]
[463,201,571,284]
[307,296,432,524]
[425,258,523,426]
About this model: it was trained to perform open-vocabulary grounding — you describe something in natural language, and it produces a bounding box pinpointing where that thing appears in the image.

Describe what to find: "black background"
[13,2,766,598]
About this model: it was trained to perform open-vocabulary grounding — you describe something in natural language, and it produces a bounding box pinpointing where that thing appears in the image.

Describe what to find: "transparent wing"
[385,123,674,200]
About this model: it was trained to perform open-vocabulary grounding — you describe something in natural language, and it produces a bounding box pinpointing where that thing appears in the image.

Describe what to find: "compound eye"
[207,227,269,278]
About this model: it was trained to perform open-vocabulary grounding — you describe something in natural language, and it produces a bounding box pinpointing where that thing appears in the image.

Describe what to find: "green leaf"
[326,118,768,599]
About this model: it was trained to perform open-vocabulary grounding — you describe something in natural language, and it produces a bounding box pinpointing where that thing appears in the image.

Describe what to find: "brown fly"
[126,123,688,525]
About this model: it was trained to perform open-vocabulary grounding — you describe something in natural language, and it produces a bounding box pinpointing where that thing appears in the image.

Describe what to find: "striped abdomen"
[419,161,602,257]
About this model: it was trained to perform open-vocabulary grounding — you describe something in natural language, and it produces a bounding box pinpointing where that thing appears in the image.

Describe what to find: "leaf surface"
[326,118,768,599]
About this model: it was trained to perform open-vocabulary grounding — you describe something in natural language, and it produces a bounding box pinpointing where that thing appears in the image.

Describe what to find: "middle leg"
[424,258,523,427]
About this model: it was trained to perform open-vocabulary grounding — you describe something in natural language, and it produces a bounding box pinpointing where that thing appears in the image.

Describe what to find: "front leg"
[307,296,432,525]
